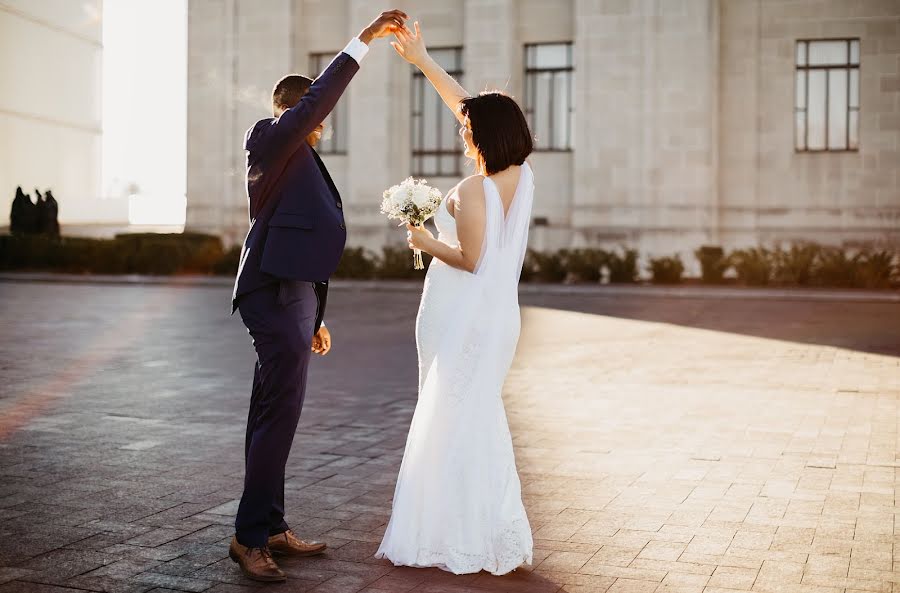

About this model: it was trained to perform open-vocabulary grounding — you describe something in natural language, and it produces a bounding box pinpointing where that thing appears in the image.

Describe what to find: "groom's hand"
[312,326,332,356]
[359,10,408,45]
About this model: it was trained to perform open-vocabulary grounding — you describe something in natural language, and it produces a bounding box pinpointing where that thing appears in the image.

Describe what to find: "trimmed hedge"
[1,234,897,289]
[0,233,224,275]
[648,256,684,284]
[695,245,728,284]
[722,243,899,288]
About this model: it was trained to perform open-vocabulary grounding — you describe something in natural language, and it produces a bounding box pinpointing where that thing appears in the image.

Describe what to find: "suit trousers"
[235,280,317,548]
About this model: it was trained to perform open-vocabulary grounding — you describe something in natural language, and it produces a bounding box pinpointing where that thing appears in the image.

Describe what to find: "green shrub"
[563,249,606,283]
[773,243,820,285]
[730,247,773,285]
[334,247,378,279]
[113,233,224,275]
[378,246,428,279]
[694,245,728,284]
[814,247,860,287]
[522,249,567,283]
[648,255,684,284]
[213,245,242,275]
[856,250,896,289]
[606,248,639,283]
[0,232,226,275]
[65,238,130,274]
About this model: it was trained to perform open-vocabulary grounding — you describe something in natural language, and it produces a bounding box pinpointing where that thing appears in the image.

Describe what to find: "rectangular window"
[525,42,574,151]
[795,39,859,152]
[309,52,348,154]
[411,47,464,177]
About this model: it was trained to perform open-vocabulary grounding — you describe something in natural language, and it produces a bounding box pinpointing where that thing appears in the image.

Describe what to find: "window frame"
[794,38,860,153]
[524,41,575,153]
[411,46,464,177]
[309,51,348,155]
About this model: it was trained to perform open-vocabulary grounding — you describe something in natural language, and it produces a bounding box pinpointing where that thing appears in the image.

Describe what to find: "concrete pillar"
[186,0,291,244]
[345,0,407,238]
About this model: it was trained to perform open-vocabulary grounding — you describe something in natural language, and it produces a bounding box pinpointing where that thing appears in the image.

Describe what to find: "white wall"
[0,0,122,225]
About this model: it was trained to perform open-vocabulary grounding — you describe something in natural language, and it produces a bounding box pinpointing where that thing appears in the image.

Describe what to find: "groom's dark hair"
[272,74,314,113]
[459,92,533,176]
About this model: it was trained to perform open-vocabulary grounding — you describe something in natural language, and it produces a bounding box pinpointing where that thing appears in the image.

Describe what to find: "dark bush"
[522,249,567,283]
[773,243,820,285]
[606,248,639,283]
[0,232,226,275]
[2,232,895,289]
[563,249,606,283]
[814,247,860,287]
[730,247,773,286]
[213,245,242,276]
[378,246,428,279]
[648,255,684,284]
[113,233,224,275]
[694,245,728,284]
[334,247,378,279]
[855,250,896,289]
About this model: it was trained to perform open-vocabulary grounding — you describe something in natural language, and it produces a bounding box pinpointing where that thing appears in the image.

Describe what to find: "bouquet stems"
[413,248,424,270]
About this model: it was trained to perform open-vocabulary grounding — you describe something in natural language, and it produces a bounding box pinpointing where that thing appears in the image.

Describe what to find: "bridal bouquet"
[381,177,443,269]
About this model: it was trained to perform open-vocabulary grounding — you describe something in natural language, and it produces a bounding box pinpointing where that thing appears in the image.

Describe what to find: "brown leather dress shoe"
[228,536,286,582]
[267,529,327,557]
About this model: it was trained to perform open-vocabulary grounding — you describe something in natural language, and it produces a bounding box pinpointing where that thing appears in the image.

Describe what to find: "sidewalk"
[0,280,898,592]
[1,271,898,303]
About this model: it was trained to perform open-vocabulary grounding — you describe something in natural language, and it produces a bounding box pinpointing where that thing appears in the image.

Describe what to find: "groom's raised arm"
[264,42,364,153]
[265,10,407,153]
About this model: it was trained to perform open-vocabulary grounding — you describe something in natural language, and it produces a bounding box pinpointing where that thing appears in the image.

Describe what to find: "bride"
[374,22,535,576]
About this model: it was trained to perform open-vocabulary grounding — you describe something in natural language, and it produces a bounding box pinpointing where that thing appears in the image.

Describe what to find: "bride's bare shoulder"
[456,175,486,199]
[448,174,483,195]
[447,175,485,216]
[453,176,487,220]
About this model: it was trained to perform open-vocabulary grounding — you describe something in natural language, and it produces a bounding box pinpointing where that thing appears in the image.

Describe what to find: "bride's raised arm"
[391,22,469,124]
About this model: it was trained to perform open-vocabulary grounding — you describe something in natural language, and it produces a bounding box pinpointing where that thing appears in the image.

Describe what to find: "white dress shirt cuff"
[342,37,370,65]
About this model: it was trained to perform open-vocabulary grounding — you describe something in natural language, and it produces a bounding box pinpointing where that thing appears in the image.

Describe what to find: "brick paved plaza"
[0,281,898,593]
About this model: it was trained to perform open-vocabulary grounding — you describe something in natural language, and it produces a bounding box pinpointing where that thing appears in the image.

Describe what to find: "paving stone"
[130,573,213,593]
[1,283,899,592]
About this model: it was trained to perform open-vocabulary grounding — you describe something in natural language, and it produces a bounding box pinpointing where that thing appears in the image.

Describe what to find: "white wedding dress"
[375,162,535,576]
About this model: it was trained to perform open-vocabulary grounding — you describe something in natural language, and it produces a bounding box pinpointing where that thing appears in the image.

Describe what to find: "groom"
[229,9,408,582]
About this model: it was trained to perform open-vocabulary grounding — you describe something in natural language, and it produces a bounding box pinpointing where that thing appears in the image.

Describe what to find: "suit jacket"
[232,50,360,332]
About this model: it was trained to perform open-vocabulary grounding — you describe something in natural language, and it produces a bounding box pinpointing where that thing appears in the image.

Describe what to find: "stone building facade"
[186,0,900,260]
[1,0,120,225]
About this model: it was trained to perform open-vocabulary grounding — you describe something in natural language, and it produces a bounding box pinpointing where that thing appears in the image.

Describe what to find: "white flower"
[410,184,433,208]
[380,177,443,227]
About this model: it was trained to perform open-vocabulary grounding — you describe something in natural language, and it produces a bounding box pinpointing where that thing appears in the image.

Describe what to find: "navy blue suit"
[231,49,359,548]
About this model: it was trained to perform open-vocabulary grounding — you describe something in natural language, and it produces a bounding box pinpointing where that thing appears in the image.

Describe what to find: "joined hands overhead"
[359,10,409,45]
[390,21,428,66]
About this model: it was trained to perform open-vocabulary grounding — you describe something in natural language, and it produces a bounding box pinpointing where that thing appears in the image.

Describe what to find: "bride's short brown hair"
[459,92,533,176]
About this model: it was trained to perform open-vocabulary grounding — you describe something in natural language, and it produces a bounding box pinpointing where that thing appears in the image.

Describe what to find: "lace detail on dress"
[392,517,533,576]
